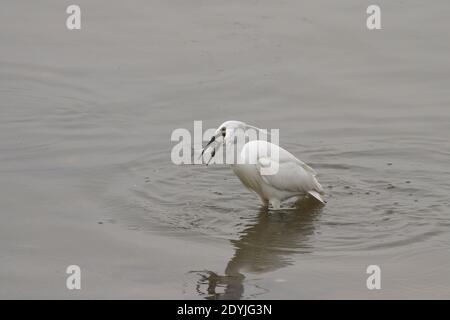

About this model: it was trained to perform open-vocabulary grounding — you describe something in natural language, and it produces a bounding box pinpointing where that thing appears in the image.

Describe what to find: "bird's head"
[201,120,266,164]
[215,120,247,143]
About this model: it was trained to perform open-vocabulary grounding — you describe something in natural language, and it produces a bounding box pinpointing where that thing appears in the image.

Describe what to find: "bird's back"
[236,140,323,201]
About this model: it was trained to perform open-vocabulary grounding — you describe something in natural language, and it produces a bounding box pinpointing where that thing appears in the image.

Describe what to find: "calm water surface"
[1,1,449,299]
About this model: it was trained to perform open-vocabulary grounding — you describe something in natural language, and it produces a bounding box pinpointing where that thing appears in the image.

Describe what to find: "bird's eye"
[221,127,226,137]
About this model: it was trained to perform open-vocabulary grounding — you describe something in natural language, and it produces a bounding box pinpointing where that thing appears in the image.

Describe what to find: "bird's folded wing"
[277,148,317,176]
[257,158,319,193]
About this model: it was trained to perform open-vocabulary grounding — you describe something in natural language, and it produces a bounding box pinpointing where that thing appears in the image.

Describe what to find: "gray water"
[1,0,449,299]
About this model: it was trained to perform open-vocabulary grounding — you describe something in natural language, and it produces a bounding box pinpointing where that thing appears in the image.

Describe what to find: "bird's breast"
[231,164,264,196]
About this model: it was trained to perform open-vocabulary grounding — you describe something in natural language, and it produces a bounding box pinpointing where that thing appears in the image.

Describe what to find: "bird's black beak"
[201,135,215,157]
[206,148,216,165]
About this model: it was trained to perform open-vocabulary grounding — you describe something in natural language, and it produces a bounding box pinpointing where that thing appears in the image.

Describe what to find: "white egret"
[201,120,325,209]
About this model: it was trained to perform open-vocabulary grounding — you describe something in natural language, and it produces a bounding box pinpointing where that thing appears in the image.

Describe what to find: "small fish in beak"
[201,135,215,157]
[205,148,215,165]
[200,135,219,165]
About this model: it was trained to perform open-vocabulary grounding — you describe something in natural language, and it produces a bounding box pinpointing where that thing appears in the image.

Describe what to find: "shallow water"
[1,1,449,299]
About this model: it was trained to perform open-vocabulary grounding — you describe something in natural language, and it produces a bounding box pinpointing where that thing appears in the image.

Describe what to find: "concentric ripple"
[108,139,450,259]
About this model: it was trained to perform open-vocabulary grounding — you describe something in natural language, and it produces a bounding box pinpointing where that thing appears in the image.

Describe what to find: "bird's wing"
[277,147,317,176]
[257,157,322,193]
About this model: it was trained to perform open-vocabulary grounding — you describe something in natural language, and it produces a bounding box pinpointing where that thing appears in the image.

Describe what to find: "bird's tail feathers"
[312,176,324,194]
[308,190,326,204]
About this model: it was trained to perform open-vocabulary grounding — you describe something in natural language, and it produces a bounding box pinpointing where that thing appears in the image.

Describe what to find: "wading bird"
[201,121,325,209]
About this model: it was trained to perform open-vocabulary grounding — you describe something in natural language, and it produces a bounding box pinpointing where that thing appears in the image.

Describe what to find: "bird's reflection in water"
[191,197,323,299]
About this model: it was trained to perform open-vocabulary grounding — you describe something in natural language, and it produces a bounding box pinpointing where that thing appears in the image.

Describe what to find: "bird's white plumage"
[202,120,325,209]
[234,140,324,208]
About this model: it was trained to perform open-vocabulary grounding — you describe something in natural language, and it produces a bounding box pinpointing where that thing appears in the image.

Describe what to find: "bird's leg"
[269,199,281,210]
[260,197,269,207]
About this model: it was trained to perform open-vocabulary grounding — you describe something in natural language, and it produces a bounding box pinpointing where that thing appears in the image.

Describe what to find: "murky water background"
[1,1,449,299]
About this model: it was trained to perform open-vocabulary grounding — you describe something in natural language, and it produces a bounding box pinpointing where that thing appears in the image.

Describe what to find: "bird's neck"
[224,141,245,164]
